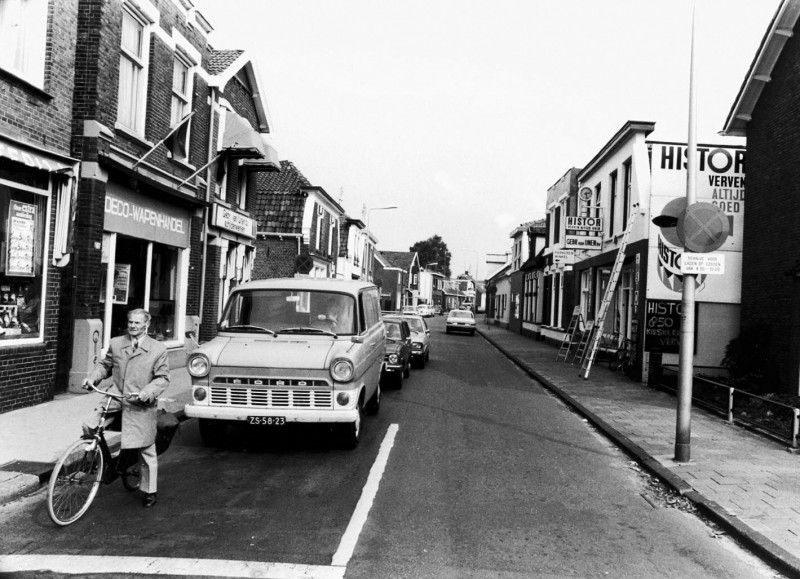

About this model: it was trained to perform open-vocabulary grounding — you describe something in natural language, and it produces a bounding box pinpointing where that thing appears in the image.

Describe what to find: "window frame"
[117,3,152,136]
[169,50,195,161]
[0,0,48,88]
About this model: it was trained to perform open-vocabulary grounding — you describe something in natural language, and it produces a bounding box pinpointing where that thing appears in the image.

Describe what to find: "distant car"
[381,316,412,388]
[402,305,417,316]
[434,306,443,316]
[446,309,476,335]
[399,314,431,368]
[417,304,434,317]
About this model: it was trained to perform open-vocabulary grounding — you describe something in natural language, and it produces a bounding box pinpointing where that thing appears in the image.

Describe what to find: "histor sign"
[647,142,744,303]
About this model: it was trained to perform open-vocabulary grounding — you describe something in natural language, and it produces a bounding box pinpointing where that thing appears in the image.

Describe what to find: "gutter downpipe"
[198,87,216,328]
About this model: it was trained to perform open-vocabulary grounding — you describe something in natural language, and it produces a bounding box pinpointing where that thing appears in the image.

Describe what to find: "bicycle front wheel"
[47,438,104,526]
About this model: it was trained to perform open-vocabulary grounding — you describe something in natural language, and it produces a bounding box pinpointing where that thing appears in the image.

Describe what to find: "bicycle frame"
[47,384,141,526]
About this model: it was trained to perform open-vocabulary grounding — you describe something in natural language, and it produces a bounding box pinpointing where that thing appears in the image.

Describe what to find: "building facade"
[551,121,745,382]
[0,0,81,411]
[721,0,800,394]
[252,160,343,286]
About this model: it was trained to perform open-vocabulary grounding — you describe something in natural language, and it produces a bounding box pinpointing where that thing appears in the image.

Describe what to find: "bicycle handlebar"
[84,382,143,402]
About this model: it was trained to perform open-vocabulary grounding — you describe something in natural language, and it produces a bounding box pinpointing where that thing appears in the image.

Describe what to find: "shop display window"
[0,163,49,341]
[149,243,178,340]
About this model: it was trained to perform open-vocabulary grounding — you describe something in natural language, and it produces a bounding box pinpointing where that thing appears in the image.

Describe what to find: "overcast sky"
[194,0,777,279]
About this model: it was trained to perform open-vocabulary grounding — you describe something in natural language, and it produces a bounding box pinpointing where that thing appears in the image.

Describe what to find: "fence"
[656,367,800,448]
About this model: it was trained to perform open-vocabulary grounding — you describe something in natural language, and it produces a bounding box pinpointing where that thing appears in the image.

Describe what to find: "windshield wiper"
[224,324,276,335]
[278,327,338,338]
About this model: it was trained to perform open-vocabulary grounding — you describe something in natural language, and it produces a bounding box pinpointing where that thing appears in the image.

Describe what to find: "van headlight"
[187,353,210,377]
[330,358,355,382]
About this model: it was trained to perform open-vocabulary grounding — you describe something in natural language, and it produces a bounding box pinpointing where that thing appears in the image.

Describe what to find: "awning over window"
[221,112,267,158]
[0,135,77,174]
[242,134,280,171]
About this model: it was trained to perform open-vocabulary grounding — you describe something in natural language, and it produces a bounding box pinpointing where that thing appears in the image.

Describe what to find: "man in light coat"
[83,308,170,508]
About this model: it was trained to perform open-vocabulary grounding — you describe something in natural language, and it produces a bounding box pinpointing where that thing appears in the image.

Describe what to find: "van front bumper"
[184,405,358,423]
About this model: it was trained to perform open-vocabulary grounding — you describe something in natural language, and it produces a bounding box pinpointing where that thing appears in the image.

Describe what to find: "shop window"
[117,4,150,135]
[0,0,48,88]
[0,164,49,341]
[149,243,179,340]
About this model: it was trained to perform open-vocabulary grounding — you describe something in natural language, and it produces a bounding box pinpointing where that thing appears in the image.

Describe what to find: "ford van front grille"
[208,379,333,409]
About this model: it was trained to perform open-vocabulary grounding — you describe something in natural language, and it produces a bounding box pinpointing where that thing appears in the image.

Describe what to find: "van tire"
[365,384,381,415]
[198,419,228,447]
[338,399,363,449]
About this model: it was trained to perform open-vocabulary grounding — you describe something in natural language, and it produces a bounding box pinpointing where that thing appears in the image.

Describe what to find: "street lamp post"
[363,205,397,282]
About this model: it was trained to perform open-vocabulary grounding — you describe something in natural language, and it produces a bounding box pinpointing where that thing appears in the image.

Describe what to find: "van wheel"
[338,399,363,449]
[198,419,228,447]
[365,384,381,415]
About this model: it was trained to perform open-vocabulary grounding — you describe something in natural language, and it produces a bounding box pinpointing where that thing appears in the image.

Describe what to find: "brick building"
[0,0,81,412]
[373,251,420,311]
[31,0,277,398]
[721,0,800,394]
[252,160,343,282]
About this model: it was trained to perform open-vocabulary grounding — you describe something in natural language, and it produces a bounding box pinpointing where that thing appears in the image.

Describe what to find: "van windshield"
[219,289,357,335]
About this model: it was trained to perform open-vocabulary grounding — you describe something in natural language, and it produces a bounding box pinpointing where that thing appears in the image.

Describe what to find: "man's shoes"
[142,492,157,508]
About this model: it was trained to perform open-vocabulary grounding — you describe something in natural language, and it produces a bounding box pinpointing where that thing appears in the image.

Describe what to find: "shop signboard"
[104,182,190,248]
[212,204,256,239]
[644,299,681,353]
[647,142,744,303]
[566,216,603,232]
[565,235,602,250]
[6,201,36,277]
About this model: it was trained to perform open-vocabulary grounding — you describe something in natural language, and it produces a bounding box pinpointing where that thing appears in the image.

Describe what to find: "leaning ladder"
[556,306,583,362]
[580,207,638,380]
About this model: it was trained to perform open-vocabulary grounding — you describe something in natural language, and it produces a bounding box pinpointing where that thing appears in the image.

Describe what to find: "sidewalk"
[478,324,800,578]
[0,367,192,507]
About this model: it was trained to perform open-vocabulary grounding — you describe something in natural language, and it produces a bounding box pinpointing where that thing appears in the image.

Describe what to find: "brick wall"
[200,245,222,342]
[741,21,800,393]
[253,238,300,280]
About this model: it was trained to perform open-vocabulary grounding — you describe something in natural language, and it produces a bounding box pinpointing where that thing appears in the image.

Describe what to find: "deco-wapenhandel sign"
[646,142,743,303]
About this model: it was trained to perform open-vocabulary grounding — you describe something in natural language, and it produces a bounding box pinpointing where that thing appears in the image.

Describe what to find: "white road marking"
[0,554,345,578]
[331,423,399,567]
[0,424,400,577]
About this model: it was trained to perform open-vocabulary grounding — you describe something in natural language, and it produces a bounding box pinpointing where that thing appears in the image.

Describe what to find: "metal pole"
[675,6,698,463]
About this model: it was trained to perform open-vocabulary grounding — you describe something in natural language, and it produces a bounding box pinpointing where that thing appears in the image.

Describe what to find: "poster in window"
[99,264,131,304]
[6,201,36,277]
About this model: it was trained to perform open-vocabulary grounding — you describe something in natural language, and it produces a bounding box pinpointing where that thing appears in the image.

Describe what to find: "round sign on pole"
[677,202,730,253]
[295,254,314,275]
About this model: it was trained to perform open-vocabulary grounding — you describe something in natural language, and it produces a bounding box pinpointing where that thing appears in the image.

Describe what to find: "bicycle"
[609,337,636,377]
[47,383,144,526]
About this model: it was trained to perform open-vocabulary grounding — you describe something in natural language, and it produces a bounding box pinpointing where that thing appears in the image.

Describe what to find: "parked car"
[446,309,476,335]
[417,304,434,317]
[434,305,443,316]
[381,316,412,388]
[185,278,385,449]
[402,305,417,316]
[399,314,431,368]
